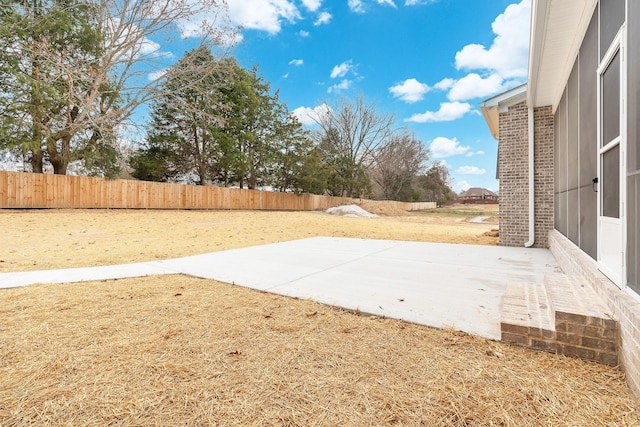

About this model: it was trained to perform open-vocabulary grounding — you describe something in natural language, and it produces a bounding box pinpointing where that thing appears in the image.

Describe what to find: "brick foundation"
[501,273,619,366]
[549,230,640,397]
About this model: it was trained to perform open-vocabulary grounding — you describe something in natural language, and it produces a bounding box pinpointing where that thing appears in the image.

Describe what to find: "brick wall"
[533,106,554,248]
[549,230,640,399]
[498,102,554,248]
[498,102,529,246]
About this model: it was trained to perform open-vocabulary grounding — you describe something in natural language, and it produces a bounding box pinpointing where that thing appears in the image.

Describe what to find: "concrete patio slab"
[0,237,559,340]
[0,261,178,289]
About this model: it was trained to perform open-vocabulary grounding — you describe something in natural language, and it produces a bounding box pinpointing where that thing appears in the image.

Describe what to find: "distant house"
[480,0,640,400]
[458,187,498,203]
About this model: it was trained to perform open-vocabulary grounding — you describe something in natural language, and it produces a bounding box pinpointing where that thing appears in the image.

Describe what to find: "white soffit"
[479,84,527,140]
[528,0,597,110]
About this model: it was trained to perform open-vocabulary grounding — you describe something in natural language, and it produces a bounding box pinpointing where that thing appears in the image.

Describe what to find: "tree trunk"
[48,135,70,175]
[30,148,43,173]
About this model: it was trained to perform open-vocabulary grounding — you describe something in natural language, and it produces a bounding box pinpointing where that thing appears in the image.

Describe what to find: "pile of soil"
[358,200,411,216]
[326,204,378,218]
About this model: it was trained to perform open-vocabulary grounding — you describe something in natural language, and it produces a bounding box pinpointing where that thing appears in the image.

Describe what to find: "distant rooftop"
[459,187,498,199]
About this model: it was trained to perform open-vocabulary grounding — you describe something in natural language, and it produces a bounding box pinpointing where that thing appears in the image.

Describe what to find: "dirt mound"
[484,229,500,237]
[357,201,409,216]
[326,204,378,218]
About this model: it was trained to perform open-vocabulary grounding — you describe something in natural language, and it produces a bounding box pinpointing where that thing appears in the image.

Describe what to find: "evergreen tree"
[271,116,318,193]
[1,0,234,176]
[223,65,282,189]
[0,0,122,176]
[132,55,310,190]
[134,47,230,185]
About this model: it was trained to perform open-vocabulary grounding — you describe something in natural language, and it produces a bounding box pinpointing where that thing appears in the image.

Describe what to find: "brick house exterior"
[458,187,498,202]
[532,106,554,248]
[482,0,640,401]
[497,102,529,246]
[482,90,554,249]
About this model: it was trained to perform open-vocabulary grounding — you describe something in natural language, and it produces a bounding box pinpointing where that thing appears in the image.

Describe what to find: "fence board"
[0,171,436,212]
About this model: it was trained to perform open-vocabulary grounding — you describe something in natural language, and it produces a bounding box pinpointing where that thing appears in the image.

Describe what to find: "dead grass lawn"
[0,207,497,272]
[1,276,638,426]
[1,205,639,425]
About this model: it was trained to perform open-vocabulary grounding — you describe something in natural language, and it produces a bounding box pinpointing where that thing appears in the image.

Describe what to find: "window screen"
[579,10,598,259]
[602,144,620,218]
[602,50,620,147]
[600,0,625,60]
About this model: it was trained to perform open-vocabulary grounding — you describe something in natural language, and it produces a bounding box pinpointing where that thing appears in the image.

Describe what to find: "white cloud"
[301,0,322,12]
[289,58,304,66]
[106,18,175,60]
[454,0,530,78]
[405,102,472,123]
[454,180,471,193]
[148,68,169,81]
[434,78,455,91]
[447,73,506,101]
[389,78,430,103]
[138,38,161,56]
[377,0,397,8]
[221,31,245,47]
[328,79,352,93]
[139,38,174,59]
[465,150,485,157]
[456,166,486,175]
[299,30,310,37]
[227,0,300,34]
[348,0,406,13]
[291,104,332,125]
[314,11,332,26]
[330,60,353,78]
[429,137,471,158]
[175,6,232,40]
[405,0,438,5]
[348,0,365,13]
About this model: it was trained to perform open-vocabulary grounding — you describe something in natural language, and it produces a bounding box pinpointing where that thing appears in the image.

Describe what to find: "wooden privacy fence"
[0,171,436,211]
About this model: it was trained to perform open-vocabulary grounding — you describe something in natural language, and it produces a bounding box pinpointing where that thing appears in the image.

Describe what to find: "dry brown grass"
[1,275,638,426]
[0,208,497,272]
[0,205,639,425]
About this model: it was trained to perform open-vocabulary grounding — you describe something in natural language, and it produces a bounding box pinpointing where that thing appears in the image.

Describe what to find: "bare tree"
[313,94,394,197]
[371,130,428,201]
[0,0,236,175]
[416,162,456,205]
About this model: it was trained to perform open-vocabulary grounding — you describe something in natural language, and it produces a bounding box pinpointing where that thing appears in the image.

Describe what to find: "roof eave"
[527,0,548,108]
[527,0,598,110]
[479,84,527,140]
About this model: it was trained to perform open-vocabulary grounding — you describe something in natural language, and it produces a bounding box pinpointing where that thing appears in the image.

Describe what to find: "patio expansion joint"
[262,240,410,291]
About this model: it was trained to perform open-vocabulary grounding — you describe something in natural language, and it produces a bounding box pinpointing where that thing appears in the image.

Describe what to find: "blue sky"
[217,0,532,193]
[1,0,532,192]
[144,0,531,193]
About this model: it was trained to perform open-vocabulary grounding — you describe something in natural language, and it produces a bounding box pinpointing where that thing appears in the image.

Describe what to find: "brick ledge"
[501,272,619,366]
